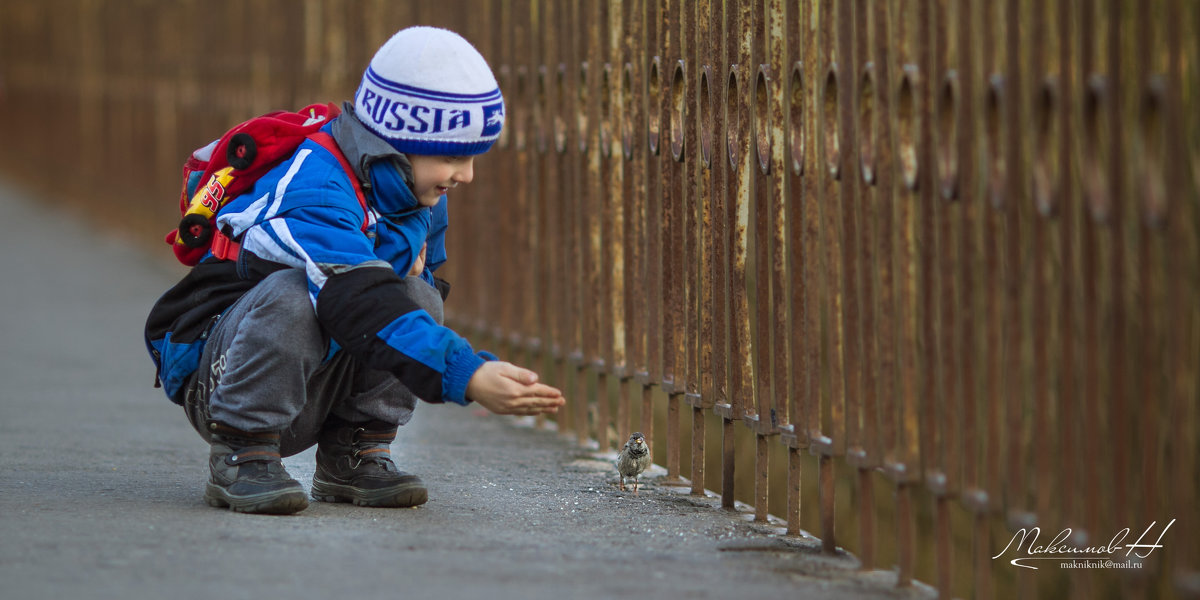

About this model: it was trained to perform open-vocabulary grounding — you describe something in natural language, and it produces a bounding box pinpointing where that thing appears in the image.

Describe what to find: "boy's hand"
[408,243,427,277]
[466,361,565,416]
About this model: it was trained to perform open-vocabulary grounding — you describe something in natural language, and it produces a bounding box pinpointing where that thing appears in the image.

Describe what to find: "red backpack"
[165,103,367,266]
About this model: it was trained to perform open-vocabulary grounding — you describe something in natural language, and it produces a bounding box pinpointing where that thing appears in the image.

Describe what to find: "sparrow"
[616,432,652,494]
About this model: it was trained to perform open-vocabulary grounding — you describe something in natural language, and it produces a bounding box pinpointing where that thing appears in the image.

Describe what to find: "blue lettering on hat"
[386,101,408,131]
[431,107,444,133]
[447,109,470,131]
[408,105,430,133]
[374,97,392,126]
[359,88,378,116]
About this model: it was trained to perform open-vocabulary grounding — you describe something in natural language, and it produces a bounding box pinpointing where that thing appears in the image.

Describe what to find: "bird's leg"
[619,477,625,492]
[633,477,639,495]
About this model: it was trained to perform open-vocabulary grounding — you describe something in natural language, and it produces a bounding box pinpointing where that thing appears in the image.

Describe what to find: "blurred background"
[0,1,466,239]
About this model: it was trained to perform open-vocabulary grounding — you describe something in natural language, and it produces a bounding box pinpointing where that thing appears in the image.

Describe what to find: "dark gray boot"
[311,419,427,508]
[203,422,308,515]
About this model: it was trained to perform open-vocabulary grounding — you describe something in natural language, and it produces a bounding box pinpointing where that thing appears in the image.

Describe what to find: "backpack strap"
[211,131,370,262]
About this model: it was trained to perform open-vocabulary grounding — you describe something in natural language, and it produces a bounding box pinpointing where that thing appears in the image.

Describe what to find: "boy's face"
[408,155,476,207]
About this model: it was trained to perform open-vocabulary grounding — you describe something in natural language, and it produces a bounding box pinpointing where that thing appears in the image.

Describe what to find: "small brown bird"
[616,432,652,494]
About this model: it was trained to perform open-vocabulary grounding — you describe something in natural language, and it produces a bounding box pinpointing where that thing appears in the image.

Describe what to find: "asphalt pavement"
[0,178,933,600]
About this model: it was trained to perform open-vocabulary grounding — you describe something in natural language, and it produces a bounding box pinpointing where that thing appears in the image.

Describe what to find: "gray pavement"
[0,178,932,600]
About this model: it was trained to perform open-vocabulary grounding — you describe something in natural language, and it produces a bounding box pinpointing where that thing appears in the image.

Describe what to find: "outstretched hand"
[466,361,565,416]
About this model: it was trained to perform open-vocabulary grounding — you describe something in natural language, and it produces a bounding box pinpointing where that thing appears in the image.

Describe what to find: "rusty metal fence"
[2,1,1198,598]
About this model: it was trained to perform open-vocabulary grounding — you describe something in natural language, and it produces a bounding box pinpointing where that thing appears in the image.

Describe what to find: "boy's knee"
[400,276,444,325]
[240,269,325,355]
[256,270,316,319]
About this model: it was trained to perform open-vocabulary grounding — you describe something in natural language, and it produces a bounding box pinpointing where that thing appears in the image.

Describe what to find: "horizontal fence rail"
[2,1,1197,598]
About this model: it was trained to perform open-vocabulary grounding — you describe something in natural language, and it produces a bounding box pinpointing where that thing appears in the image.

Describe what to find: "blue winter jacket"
[147,112,491,406]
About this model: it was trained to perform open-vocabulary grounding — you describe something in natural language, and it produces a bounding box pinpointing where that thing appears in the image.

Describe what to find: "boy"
[145,26,564,515]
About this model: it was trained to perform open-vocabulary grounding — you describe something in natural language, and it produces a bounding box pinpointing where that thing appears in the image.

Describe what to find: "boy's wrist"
[443,347,494,405]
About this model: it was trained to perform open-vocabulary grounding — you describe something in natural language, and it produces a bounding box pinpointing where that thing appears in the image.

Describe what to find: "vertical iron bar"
[707,0,731,476]
[924,2,957,595]
[625,0,651,438]
[1002,0,1030,534]
[750,0,773,523]
[644,8,665,454]
[871,0,897,487]
[799,0,822,463]
[608,0,631,443]
[890,0,922,585]
[1053,0,1079,546]
[661,0,684,484]
[686,0,708,498]
[1165,0,1199,592]
[765,0,789,514]
[851,0,877,571]
[586,0,610,452]
[1134,6,1164,574]
[1078,0,1104,551]
[867,0,899,574]
[781,0,811,537]
[719,0,756,509]
[836,0,862,475]
[1105,0,1128,548]
[814,0,845,554]
[713,0,743,511]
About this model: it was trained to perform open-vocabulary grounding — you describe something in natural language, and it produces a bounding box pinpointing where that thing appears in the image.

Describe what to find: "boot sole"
[311,477,428,508]
[204,482,309,515]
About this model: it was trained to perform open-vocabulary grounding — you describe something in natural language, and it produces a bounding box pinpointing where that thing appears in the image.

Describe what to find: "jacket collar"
[331,102,415,188]
[330,103,422,216]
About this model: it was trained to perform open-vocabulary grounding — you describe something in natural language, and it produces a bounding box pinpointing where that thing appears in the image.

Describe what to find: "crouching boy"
[145,26,564,515]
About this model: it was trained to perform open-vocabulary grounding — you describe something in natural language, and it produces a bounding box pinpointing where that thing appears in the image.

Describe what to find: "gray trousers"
[183,269,444,457]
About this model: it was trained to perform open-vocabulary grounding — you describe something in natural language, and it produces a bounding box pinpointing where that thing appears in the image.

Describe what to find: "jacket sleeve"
[314,264,487,405]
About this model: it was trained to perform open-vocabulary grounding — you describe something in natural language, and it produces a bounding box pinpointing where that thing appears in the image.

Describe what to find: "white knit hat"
[354,26,504,156]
